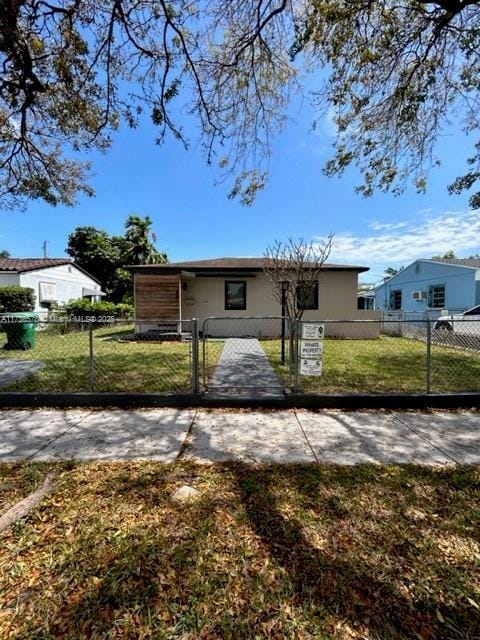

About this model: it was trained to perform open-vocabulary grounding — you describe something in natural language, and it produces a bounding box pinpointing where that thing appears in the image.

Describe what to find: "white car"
[434,305,480,335]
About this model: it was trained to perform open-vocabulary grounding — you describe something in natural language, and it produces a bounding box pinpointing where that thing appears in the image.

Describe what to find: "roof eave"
[129,264,370,274]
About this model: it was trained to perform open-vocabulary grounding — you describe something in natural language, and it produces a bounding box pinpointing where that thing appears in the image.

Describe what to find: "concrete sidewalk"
[0,408,478,464]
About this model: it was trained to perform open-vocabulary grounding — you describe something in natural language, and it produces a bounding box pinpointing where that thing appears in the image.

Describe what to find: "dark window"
[358,295,375,310]
[463,305,480,316]
[296,282,318,310]
[225,281,246,310]
[428,284,445,308]
[391,289,402,310]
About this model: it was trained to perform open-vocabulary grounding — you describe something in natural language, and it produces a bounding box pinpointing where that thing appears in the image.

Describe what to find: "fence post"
[191,318,200,394]
[293,319,300,392]
[426,318,432,393]
[88,321,96,392]
[202,319,207,390]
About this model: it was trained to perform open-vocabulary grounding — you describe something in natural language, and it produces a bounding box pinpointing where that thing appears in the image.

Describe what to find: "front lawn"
[262,336,480,393]
[0,461,479,639]
[0,325,223,393]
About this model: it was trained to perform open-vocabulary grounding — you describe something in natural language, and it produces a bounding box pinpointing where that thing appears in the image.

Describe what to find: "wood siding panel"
[135,273,180,320]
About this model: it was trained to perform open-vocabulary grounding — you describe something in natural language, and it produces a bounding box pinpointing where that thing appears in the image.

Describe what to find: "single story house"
[132,257,380,338]
[0,258,104,316]
[373,258,480,316]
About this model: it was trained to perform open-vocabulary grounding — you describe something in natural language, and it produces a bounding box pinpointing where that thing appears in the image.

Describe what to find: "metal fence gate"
[201,316,293,394]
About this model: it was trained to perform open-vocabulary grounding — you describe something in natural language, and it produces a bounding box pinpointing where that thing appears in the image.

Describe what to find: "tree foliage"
[383,266,404,279]
[2,1,480,208]
[124,215,167,265]
[0,0,294,208]
[431,250,456,260]
[66,214,166,301]
[292,0,480,208]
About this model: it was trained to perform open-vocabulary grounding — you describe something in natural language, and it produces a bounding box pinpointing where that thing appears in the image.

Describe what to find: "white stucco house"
[0,258,104,316]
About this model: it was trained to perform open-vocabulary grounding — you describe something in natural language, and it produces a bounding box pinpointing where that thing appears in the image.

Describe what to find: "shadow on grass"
[3,463,479,639]
[231,464,479,640]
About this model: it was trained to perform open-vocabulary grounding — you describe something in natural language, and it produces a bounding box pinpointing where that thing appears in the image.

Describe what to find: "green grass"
[1,461,479,639]
[262,336,480,393]
[0,325,223,393]
[1,328,478,394]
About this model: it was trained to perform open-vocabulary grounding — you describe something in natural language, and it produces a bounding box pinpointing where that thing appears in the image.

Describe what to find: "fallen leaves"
[0,461,478,639]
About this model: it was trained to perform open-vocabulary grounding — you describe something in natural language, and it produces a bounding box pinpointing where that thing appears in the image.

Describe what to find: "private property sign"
[300,340,324,358]
[299,323,325,376]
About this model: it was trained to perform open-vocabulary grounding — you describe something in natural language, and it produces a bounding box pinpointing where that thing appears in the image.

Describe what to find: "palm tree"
[124,215,167,265]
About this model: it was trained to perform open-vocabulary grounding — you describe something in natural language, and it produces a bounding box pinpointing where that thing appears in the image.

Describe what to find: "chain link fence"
[0,316,479,395]
[290,319,480,394]
[0,318,195,393]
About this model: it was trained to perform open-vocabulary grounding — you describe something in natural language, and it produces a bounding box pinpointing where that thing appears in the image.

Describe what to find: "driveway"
[0,408,478,464]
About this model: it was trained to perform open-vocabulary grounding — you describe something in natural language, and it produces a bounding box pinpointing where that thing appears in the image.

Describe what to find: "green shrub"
[62,299,134,319]
[114,302,134,319]
[0,286,35,312]
[64,298,116,318]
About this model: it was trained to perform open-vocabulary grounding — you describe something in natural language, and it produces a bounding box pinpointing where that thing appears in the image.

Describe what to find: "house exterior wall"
[162,270,379,338]
[0,273,20,287]
[374,260,478,315]
[17,264,101,315]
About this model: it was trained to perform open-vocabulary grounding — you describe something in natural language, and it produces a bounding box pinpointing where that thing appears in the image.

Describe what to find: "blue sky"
[1,91,479,286]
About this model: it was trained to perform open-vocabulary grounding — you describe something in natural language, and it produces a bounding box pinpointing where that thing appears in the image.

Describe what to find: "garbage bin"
[1,312,39,350]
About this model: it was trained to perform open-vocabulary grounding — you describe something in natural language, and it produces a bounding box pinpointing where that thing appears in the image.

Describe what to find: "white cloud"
[314,210,480,273]
[368,221,408,232]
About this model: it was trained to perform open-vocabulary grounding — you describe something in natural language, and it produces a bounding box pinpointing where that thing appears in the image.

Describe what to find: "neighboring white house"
[0,258,104,316]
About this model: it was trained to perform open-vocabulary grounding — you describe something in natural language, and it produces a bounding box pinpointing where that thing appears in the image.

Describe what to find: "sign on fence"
[301,323,325,340]
[299,323,324,376]
[300,358,323,376]
[300,340,324,358]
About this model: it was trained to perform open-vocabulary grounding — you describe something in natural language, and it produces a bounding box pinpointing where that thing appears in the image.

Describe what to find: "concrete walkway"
[0,408,478,464]
[208,338,283,397]
[0,360,45,388]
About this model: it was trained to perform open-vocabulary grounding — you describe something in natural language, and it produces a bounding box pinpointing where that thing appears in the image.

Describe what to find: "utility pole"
[42,240,48,258]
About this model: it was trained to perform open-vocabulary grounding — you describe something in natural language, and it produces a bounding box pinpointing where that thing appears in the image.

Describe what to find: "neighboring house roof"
[0,258,101,284]
[428,258,480,269]
[0,258,72,272]
[131,257,369,273]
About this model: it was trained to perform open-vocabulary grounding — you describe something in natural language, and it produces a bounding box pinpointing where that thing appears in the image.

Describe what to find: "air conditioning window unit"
[412,291,426,301]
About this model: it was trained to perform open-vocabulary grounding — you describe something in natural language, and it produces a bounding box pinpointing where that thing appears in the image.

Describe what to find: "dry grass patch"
[0,462,479,639]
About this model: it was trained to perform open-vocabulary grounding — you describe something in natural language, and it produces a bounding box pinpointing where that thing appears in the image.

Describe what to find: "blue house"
[374,258,480,315]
